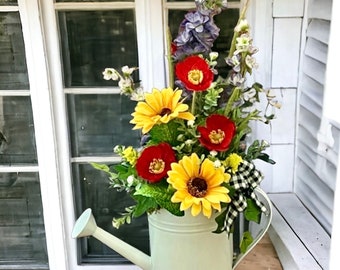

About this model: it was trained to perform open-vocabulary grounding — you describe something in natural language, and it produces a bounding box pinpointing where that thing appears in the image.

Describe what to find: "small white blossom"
[127,175,135,186]
[243,88,257,102]
[213,159,222,168]
[209,52,219,61]
[235,19,249,33]
[245,55,258,70]
[119,78,132,89]
[122,65,137,75]
[103,68,119,81]
[210,150,218,157]
[187,120,195,127]
[130,87,145,101]
[185,139,194,145]
[235,34,251,52]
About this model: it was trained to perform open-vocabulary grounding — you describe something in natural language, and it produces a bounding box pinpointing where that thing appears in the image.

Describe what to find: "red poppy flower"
[171,42,177,55]
[136,143,177,183]
[175,55,214,91]
[197,114,236,152]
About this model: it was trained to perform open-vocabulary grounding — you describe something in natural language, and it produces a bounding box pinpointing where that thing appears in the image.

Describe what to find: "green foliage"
[203,87,224,115]
[213,208,228,234]
[245,140,276,164]
[244,198,261,224]
[134,182,183,216]
[149,121,181,146]
[240,231,254,254]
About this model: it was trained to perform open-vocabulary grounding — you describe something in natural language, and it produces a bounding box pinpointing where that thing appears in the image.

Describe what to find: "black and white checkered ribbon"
[224,160,268,233]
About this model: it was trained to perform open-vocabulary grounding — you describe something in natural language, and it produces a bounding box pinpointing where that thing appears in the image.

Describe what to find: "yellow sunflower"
[167,153,231,218]
[130,87,195,134]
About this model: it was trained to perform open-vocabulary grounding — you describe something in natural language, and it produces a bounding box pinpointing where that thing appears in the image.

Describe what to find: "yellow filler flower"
[130,87,195,134]
[167,153,231,218]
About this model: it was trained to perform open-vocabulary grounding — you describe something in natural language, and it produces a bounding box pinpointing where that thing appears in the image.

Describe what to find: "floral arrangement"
[96,0,279,251]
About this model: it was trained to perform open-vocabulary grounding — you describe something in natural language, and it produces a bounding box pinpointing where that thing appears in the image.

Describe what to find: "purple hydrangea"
[172,10,220,60]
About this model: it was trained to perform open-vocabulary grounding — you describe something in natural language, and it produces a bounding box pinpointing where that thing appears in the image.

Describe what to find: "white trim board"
[268,193,330,270]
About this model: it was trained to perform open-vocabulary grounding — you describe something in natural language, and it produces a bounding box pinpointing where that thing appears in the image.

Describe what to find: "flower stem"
[166,27,174,89]
[227,0,251,58]
[224,87,240,116]
[191,91,197,115]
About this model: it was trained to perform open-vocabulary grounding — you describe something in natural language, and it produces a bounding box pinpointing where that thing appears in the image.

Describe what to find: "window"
[0,4,48,269]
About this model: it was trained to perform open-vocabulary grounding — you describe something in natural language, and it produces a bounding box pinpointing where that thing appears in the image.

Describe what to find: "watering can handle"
[232,187,273,269]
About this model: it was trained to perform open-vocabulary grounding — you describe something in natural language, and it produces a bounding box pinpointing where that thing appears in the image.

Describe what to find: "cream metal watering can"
[72,187,272,270]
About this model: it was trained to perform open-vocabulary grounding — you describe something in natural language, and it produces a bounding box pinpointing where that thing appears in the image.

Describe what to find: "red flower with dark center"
[136,143,177,183]
[197,114,236,152]
[175,55,214,91]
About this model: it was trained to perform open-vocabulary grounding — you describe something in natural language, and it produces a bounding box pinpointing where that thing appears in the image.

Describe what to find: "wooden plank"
[273,0,304,17]
[269,193,330,269]
[235,233,282,270]
[272,18,302,88]
[268,198,322,269]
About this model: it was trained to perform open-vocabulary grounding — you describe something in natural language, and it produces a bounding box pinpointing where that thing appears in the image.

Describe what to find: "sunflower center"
[149,158,165,174]
[187,178,208,198]
[188,69,203,85]
[160,108,172,116]
[208,129,225,144]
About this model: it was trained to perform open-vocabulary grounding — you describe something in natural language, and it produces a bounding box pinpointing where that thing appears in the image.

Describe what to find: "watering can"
[72,187,272,270]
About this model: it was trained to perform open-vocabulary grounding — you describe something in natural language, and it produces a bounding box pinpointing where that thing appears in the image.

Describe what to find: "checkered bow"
[224,160,268,233]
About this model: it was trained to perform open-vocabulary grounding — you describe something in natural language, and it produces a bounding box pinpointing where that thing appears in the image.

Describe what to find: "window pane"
[0,0,17,5]
[58,10,138,87]
[170,8,239,77]
[73,163,149,263]
[0,96,37,165]
[67,94,140,157]
[0,172,49,268]
[0,12,29,90]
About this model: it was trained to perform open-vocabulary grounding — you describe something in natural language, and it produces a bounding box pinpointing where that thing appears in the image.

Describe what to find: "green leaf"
[134,182,183,216]
[257,153,276,164]
[213,209,228,234]
[132,195,158,217]
[91,162,110,173]
[240,231,254,253]
[149,121,181,145]
[244,198,261,223]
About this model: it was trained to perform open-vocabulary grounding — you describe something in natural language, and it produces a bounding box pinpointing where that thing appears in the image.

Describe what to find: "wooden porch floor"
[235,233,283,270]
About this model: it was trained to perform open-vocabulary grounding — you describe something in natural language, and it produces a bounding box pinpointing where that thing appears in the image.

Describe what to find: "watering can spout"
[72,208,151,270]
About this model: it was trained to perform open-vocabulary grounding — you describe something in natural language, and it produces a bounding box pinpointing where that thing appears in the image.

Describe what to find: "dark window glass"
[0,172,49,268]
[0,0,17,5]
[0,96,37,165]
[169,8,239,77]
[72,163,149,263]
[58,10,138,87]
[0,12,29,90]
[67,94,140,157]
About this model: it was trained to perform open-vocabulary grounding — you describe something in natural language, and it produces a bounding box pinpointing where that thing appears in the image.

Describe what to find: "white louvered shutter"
[296,0,338,234]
